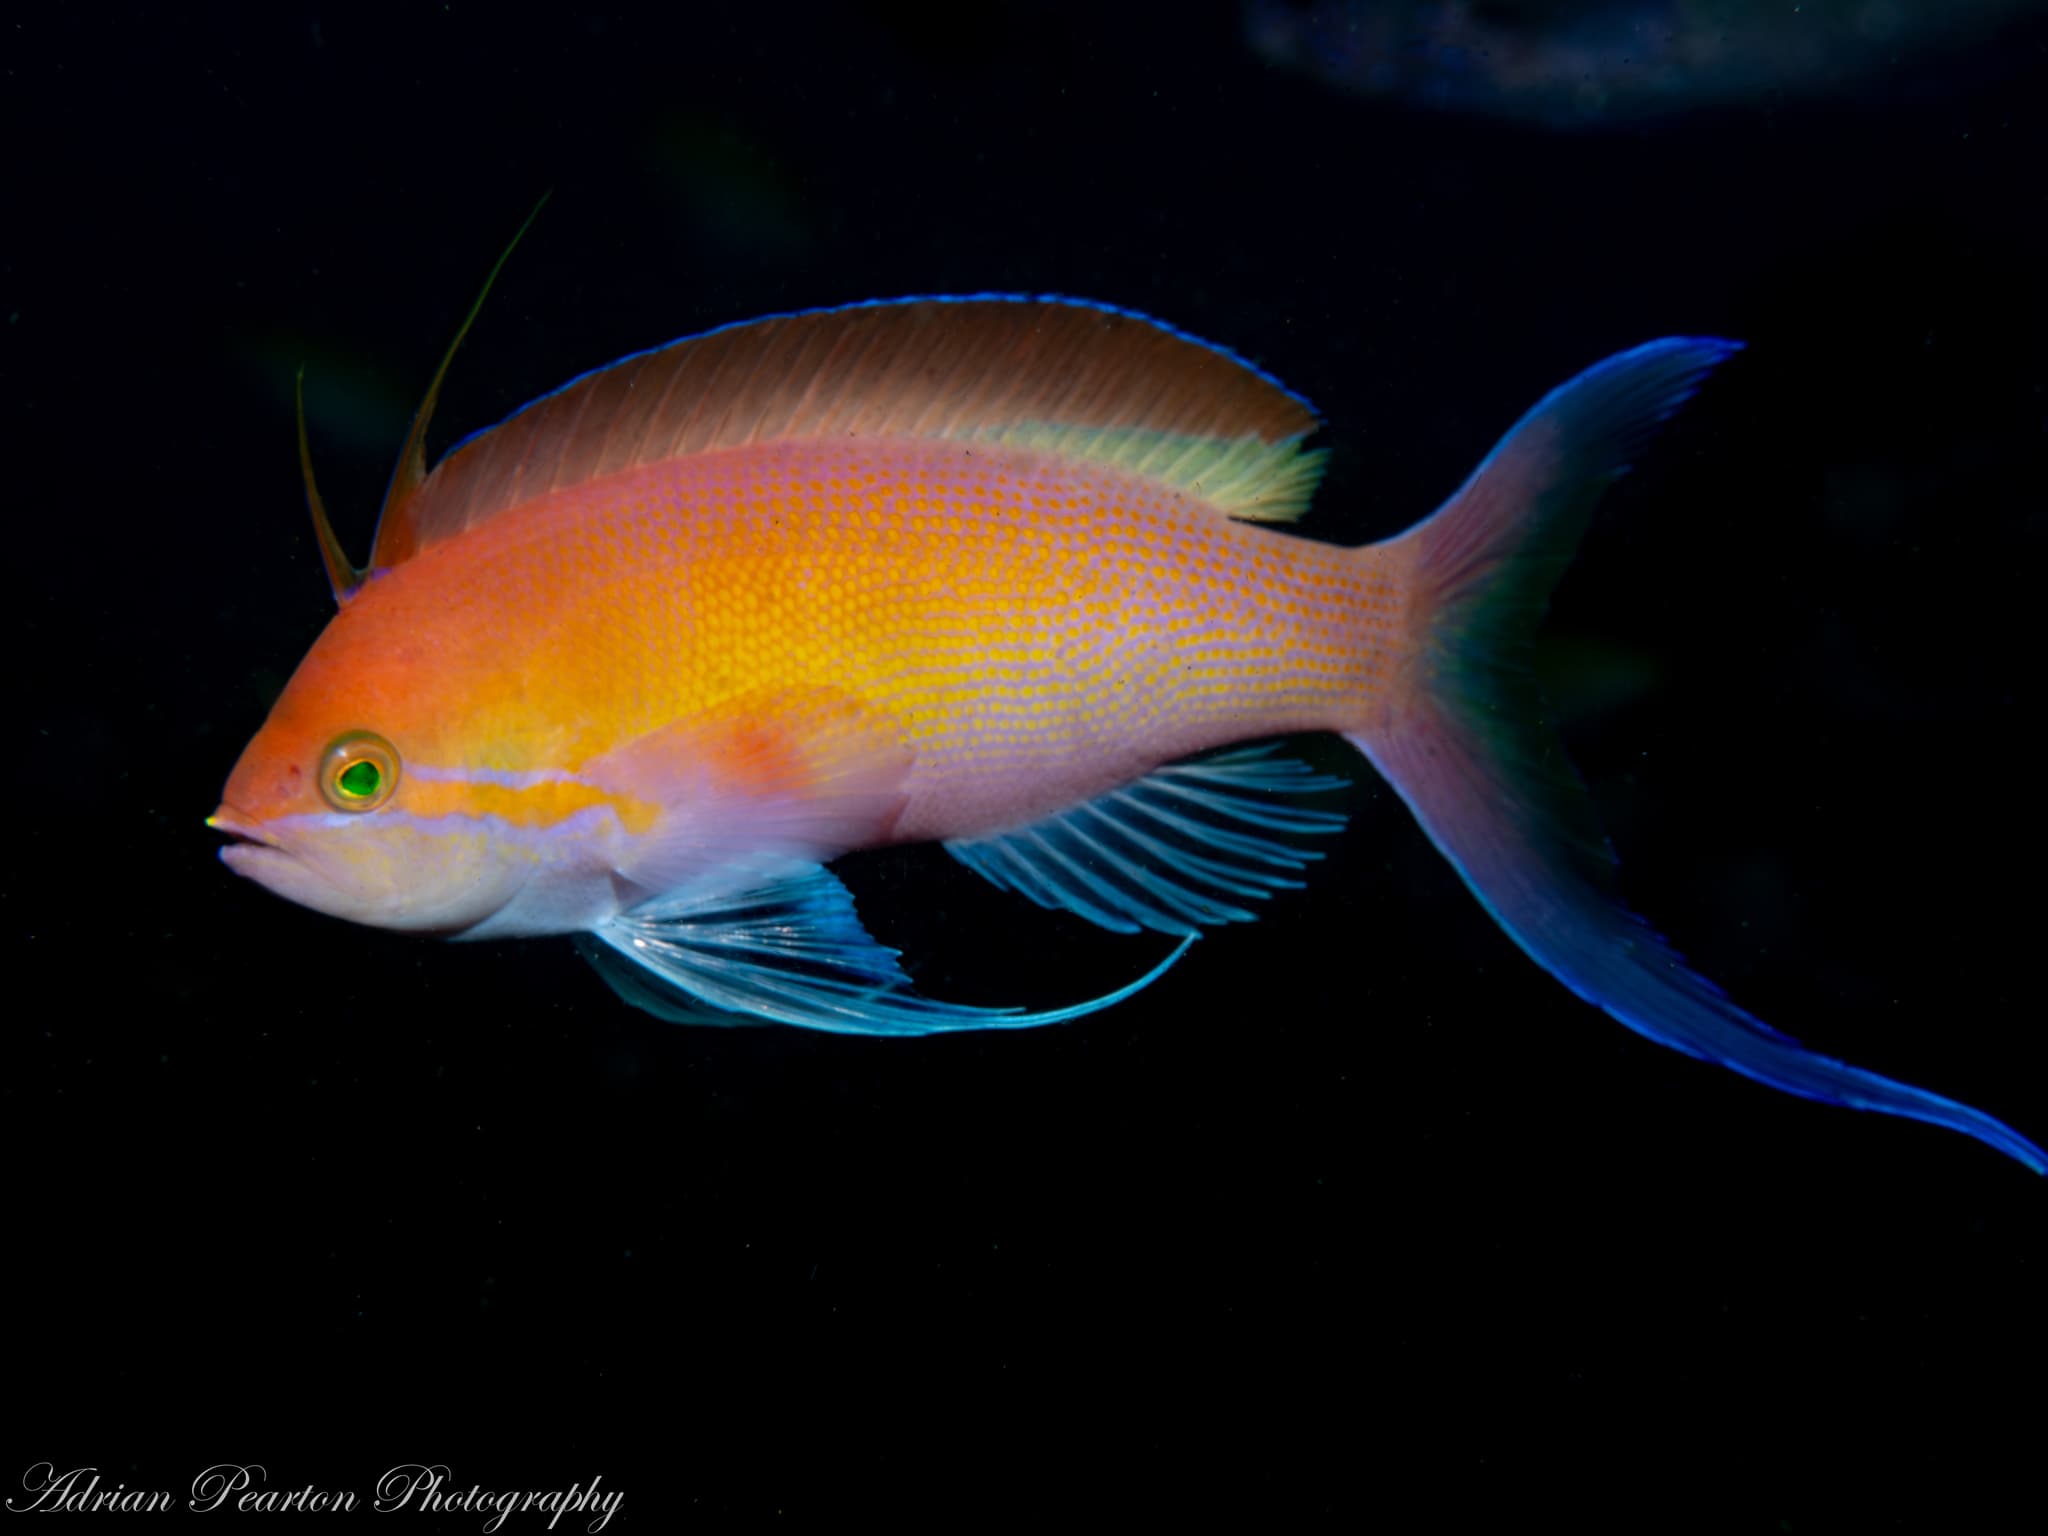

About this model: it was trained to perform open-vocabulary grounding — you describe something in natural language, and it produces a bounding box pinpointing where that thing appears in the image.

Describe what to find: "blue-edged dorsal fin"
[945,745,1351,938]
[368,193,550,574]
[372,295,1328,574]
[583,861,1193,1036]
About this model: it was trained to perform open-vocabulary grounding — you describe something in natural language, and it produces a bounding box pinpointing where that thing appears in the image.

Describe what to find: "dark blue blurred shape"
[1247,0,2048,125]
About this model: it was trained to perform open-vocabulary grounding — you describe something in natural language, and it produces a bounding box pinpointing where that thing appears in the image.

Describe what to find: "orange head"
[210,579,585,937]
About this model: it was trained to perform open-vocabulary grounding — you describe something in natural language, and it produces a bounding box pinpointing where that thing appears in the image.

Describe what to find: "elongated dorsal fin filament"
[370,191,552,573]
[296,366,361,608]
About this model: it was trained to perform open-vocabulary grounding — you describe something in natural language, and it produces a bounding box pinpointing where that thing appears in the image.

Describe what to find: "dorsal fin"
[368,194,550,575]
[368,296,1325,573]
[296,366,360,607]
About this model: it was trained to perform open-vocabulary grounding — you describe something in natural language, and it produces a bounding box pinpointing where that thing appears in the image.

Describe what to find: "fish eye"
[319,731,400,813]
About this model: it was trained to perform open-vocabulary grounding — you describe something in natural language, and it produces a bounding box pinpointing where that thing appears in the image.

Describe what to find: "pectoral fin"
[585,688,913,899]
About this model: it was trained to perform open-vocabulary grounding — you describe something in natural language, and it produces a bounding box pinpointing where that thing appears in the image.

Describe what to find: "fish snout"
[206,801,306,889]
[206,803,278,850]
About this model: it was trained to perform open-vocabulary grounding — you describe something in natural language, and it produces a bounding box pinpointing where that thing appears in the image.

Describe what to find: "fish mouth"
[207,803,300,884]
[206,804,279,851]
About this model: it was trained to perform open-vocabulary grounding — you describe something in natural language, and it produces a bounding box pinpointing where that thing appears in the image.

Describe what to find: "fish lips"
[207,803,342,914]
[208,804,280,863]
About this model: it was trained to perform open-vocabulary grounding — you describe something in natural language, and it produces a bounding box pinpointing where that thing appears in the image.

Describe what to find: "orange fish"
[211,264,2043,1172]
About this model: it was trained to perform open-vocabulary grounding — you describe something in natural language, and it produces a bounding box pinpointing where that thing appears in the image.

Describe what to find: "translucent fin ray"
[582,862,1193,1036]
[946,745,1349,938]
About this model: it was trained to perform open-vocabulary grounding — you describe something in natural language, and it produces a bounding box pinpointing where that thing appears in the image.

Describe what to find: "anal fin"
[945,744,1350,936]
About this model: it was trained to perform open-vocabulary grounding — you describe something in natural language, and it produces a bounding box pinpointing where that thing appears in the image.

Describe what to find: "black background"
[8,2,2047,1525]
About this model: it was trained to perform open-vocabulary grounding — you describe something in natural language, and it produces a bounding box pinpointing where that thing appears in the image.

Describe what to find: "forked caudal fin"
[1349,338,2046,1174]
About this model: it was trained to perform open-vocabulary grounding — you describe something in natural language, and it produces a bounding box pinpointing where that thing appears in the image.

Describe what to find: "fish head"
[210,596,556,936]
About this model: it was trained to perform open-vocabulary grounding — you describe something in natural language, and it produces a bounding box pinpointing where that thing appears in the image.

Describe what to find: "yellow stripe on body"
[399,773,663,837]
